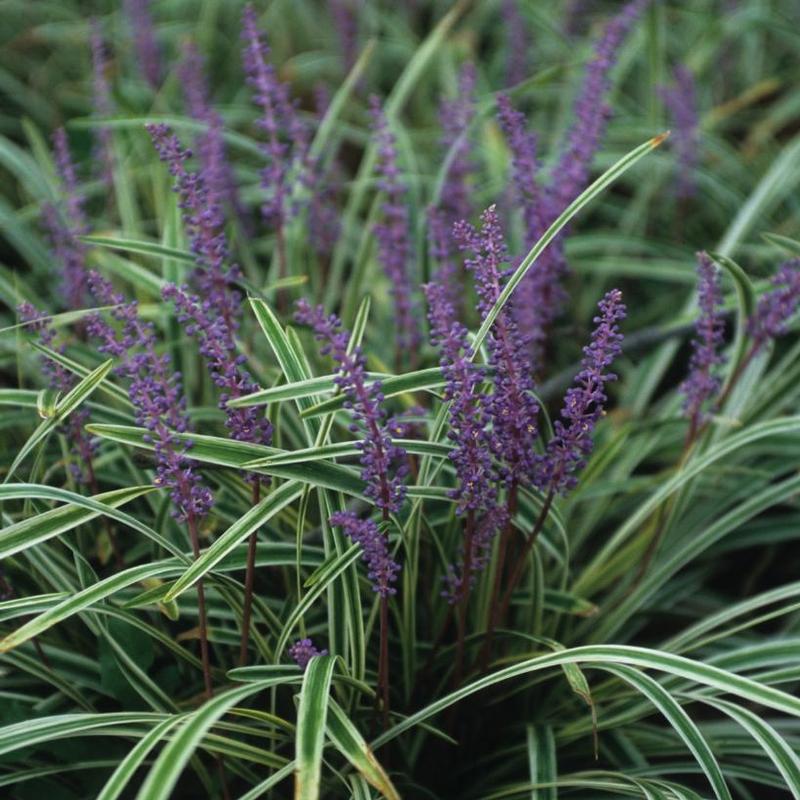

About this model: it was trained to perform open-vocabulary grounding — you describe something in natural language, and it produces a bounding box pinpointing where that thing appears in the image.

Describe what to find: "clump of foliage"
[2,1,800,799]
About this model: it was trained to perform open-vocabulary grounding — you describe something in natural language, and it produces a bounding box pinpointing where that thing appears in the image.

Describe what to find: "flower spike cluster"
[329,0,359,73]
[295,300,408,513]
[89,19,115,189]
[502,0,529,88]
[454,205,540,487]
[123,0,161,87]
[680,253,726,431]
[87,272,213,523]
[241,4,308,234]
[370,97,421,357]
[44,128,90,311]
[496,94,568,355]
[424,281,495,515]
[747,260,800,349]
[425,280,506,602]
[552,0,650,213]
[179,42,243,222]
[660,65,700,200]
[330,511,400,596]
[537,289,626,494]
[163,284,273,451]
[147,124,242,338]
[289,638,328,670]
[17,303,96,484]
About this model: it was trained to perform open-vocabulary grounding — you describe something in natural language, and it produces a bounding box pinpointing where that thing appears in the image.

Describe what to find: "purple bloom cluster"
[241,4,308,235]
[44,128,89,311]
[370,97,421,357]
[563,0,596,37]
[17,303,96,484]
[502,0,529,88]
[680,253,726,430]
[660,65,700,199]
[748,260,800,349]
[330,511,400,596]
[425,280,506,603]
[438,63,477,229]
[86,272,212,523]
[147,124,242,337]
[163,284,272,450]
[551,0,649,213]
[496,94,568,355]
[537,289,626,494]
[329,0,359,73]
[89,19,115,189]
[123,0,161,87]
[179,42,243,223]
[424,281,495,514]
[289,638,328,670]
[454,206,540,487]
[295,300,408,514]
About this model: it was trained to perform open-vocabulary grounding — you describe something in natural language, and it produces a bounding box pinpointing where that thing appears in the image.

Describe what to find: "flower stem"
[187,510,213,699]
[377,507,391,729]
[497,490,554,623]
[480,481,518,670]
[239,479,261,666]
[453,511,476,688]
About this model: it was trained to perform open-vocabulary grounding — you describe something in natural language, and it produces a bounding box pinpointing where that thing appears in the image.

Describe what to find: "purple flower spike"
[370,97,421,358]
[241,4,308,238]
[660,65,700,200]
[424,281,495,515]
[45,128,89,311]
[18,303,96,484]
[438,62,478,228]
[89,19,115,189]
[426,279,506,604]
[329,0,359,73]
[289,638,328,670]
[502,0,529,87]
[454,206,540,487]
[538,289,626,495]
[748,260,800,350]
[147,124,242,338]
[179,42,244,223]
[552,0,649,213]
[162,284,272,451]
[330,511,400,596]
[496,94,567,357]
[123,0,161,87]
[680,253,726,431]
[295,301,408,514]
[87,272,213,523]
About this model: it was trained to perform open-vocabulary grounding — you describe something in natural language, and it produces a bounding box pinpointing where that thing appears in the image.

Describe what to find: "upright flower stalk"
[496,94,567,357]
[86,272,216,698]
[501,289,627,619]
[680,253,726,440]
[17,304,98,491]
[179,42,244,224]
[45,128,90,312]
[660,65,700,200]
[241,4,308,288]
[425,279,506,684]
[454,205,540,662]
[371,97,421,368]
[89,19,115,190]
[123,0,161,87]
[295,300,407,724]
[149,122,273,665]
[502,0,529,87]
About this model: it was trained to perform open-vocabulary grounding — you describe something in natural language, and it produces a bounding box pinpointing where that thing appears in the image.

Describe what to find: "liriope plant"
[1,1,800,799]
